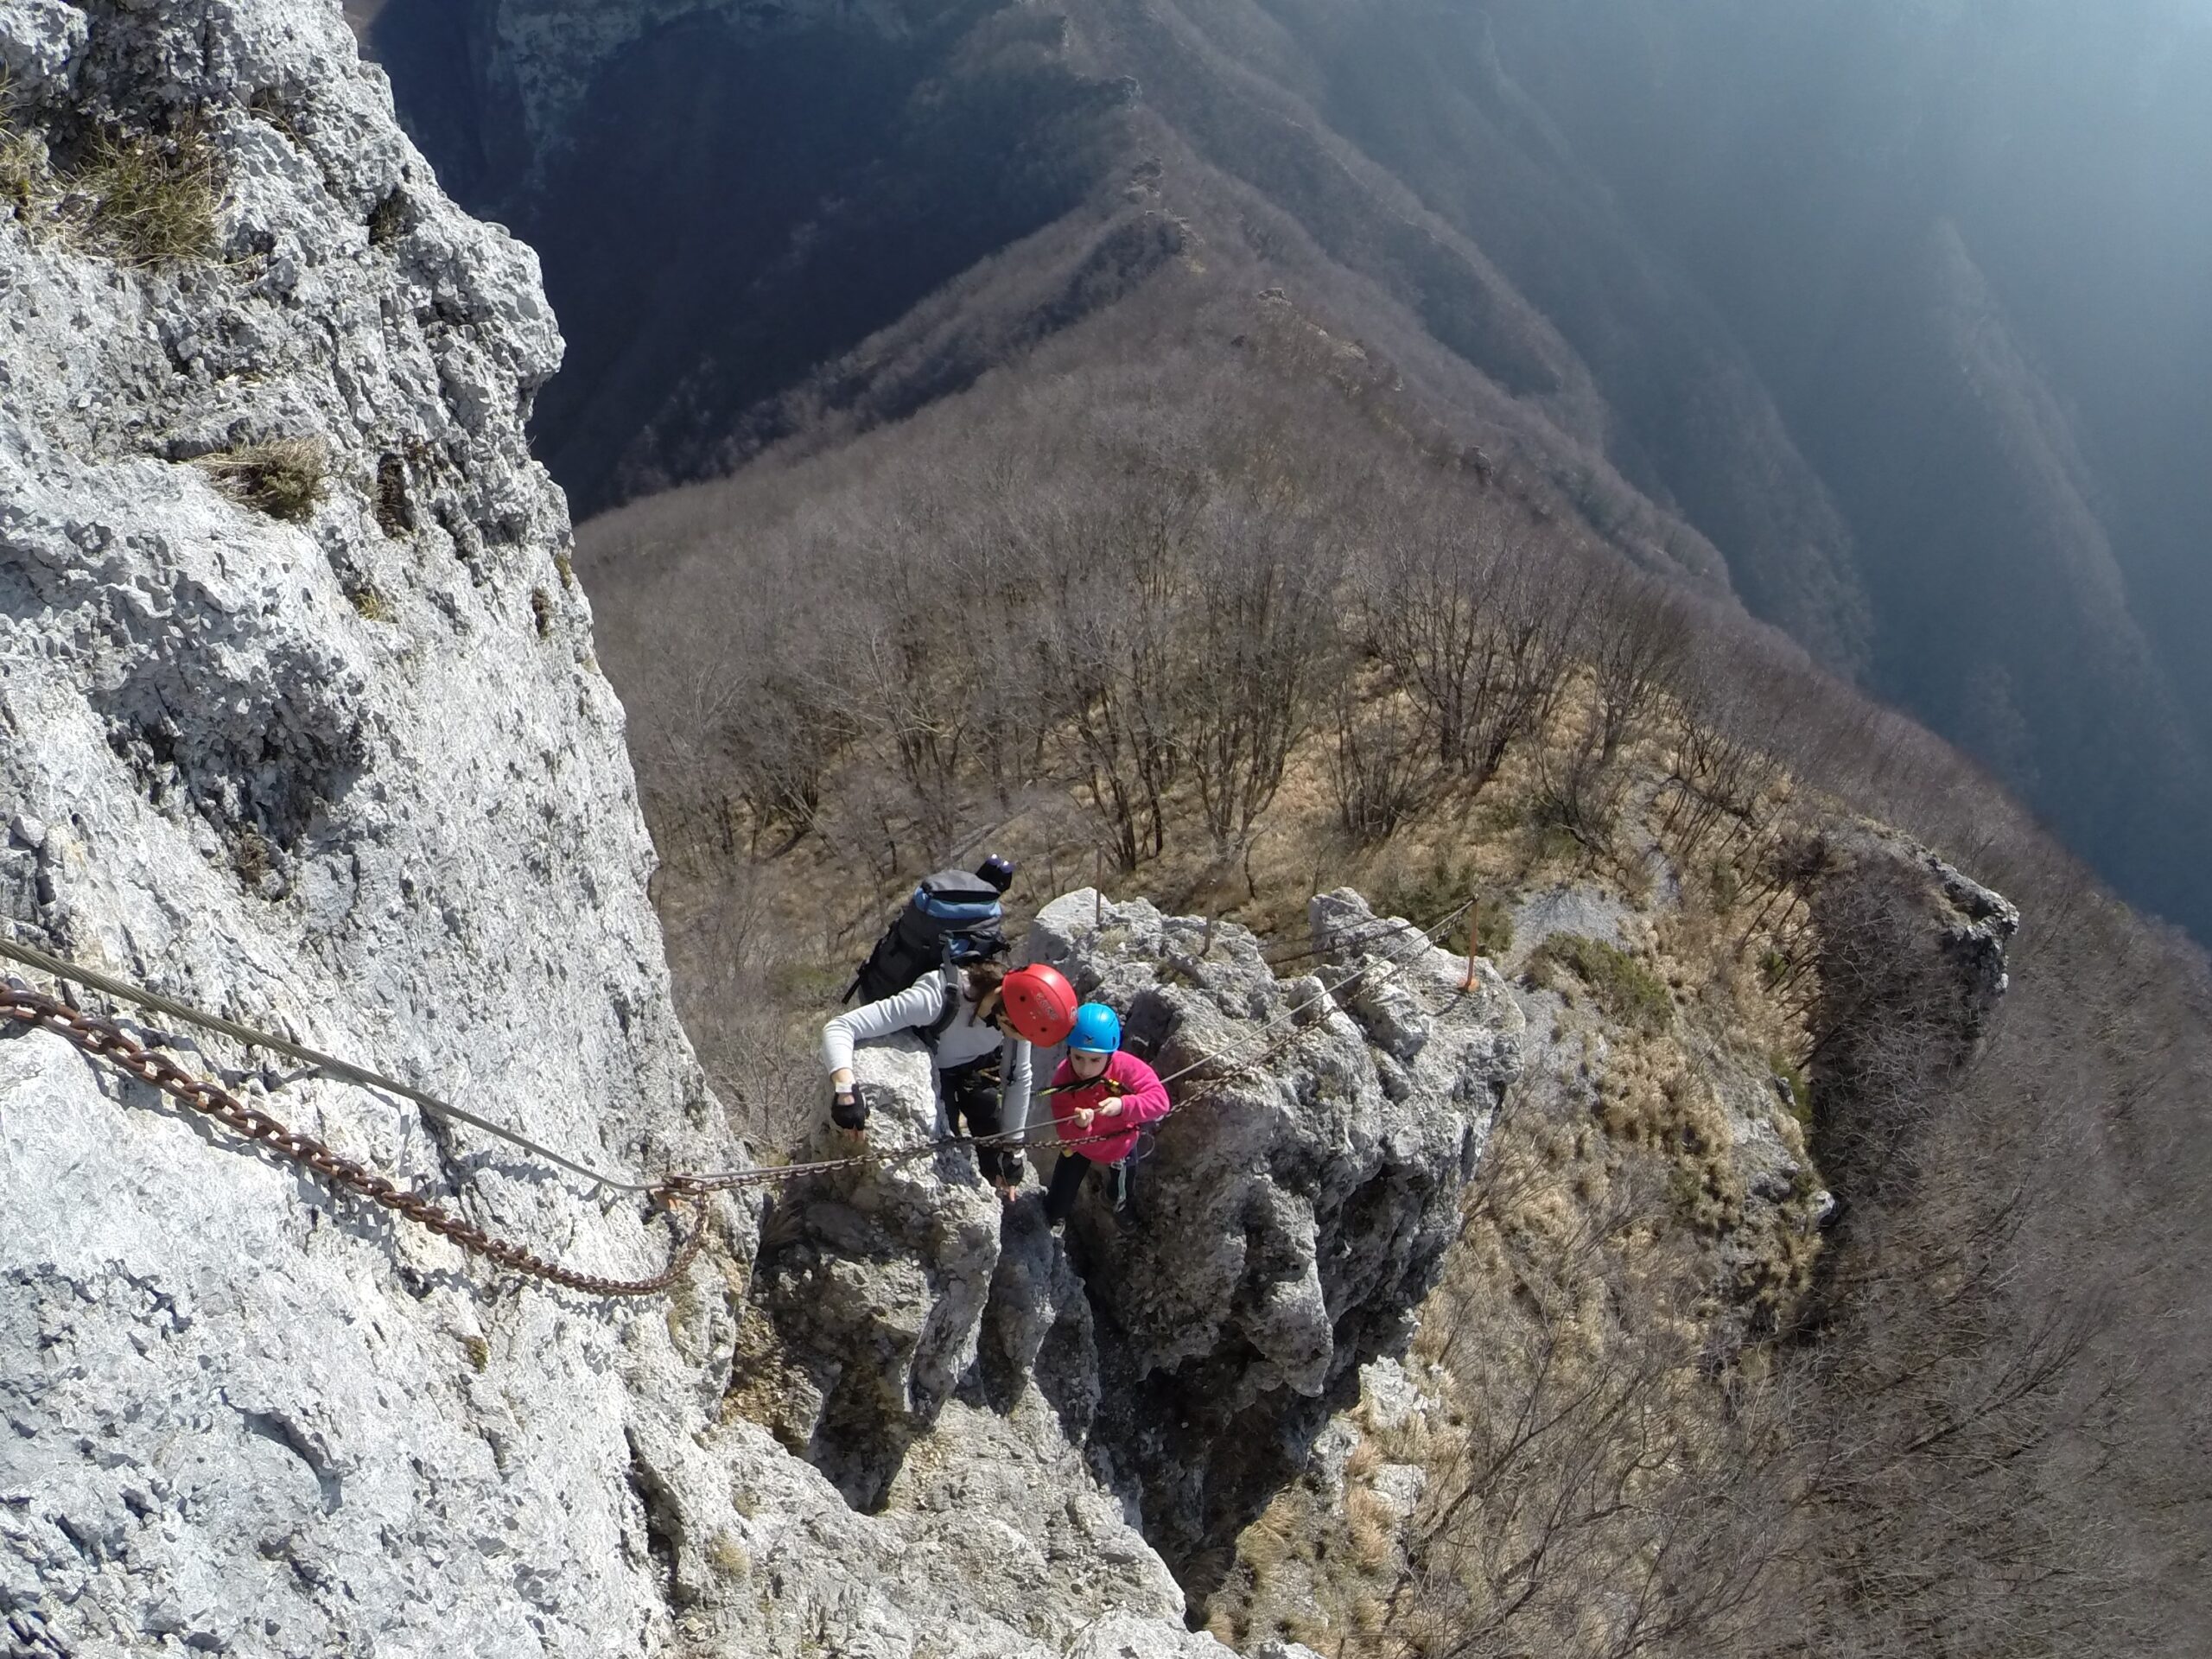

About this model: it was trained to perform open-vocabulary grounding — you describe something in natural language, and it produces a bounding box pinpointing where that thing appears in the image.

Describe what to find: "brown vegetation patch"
[195,437,329,523]
[3,99,222,267]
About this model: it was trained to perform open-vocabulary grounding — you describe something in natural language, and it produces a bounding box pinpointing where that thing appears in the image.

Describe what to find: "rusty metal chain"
[2,984,705,1298]
[0,932,655,1194]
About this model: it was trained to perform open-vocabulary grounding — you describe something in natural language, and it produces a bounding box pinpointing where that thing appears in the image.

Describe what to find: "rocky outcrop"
[1806,826,2022,1199]
[735,1038,1011,1510]
[722,888,1523,1620]
[1024,890,1524,1593]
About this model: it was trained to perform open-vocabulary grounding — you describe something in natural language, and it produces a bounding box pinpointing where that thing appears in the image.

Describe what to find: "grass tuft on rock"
[1,103,221,266]
[75,126,221,266]
[196,437,329,523]
[1,123,47,216]
[347,584,394,623]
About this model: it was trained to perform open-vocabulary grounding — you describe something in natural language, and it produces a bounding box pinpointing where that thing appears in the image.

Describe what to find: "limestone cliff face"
[1,0,736,1650]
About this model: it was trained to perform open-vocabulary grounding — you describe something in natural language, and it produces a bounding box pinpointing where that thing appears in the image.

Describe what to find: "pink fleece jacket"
[1048,1050,1172,1164]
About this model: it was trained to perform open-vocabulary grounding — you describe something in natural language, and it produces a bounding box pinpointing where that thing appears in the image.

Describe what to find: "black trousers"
[941,1056,1023,1186]
[1046,1150,1133,1224]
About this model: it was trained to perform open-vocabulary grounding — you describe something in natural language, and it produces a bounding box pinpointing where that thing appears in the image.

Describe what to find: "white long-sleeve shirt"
[821,969,1033,1126]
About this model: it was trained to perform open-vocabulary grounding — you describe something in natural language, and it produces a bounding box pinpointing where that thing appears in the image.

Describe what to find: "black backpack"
[844,867,1011,1036]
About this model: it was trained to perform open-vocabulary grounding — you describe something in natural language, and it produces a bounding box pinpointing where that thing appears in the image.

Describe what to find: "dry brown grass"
[1343,1435,1383,1482]
[196,437,329,524]
[347,584,395,623]
[3,105,223,267]
[1,123,46,217]
[74,125,221,265]
[620,543,1837,1655]
[1344,1485,1400,1575]
[707,1530,752,1580]
[5,117,219,256]
[1237,1500,1302,1588]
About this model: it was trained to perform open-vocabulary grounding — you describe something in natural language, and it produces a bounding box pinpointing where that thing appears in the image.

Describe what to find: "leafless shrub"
[1037,470,1197,868]
[1363,510,1582,793]
[1391,1138,1790,1659]
[728,670,851,850]
[1529,697,1626,853]
[1580,564,1690,763]
[1328,676,1431,843]
[1656,664,1778,861]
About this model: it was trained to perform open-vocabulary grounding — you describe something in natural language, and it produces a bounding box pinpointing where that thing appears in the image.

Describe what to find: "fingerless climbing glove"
[831,1082,871,1132]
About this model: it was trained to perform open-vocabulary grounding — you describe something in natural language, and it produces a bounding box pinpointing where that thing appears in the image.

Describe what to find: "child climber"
[1044,1002,1172,1226]
[823,960,1078,1202]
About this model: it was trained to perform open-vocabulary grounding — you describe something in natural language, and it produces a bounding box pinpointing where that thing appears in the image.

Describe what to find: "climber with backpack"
[823,858,1080,1201]
[1042,1002,1172,1228]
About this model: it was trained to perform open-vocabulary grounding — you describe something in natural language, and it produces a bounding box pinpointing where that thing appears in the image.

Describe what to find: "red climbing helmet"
[998,963,1079,1047]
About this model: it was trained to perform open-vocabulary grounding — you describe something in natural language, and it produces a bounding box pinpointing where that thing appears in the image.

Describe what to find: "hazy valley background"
[357,0,2212,948]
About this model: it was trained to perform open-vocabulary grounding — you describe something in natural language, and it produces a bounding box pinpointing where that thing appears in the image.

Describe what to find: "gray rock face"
[1504,881,1637,970]
[0,0,83,94]
[2,0,733,1651]
[1805,826,2023,1201]
[741,1038,1008,1510]
[715,887,1524,1630]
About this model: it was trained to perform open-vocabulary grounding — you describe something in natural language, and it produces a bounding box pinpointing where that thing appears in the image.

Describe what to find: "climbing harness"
[0,897,1474,1294]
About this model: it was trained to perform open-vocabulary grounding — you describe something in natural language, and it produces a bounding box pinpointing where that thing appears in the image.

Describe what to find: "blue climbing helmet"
[1067,1002,1122,1055]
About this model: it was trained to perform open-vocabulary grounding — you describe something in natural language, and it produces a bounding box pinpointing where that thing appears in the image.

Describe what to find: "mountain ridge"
[368,0,2212,944]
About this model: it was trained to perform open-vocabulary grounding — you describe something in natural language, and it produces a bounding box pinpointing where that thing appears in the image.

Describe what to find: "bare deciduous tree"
[1185,487,1338,850]
[1364,512,1581,794]
[1328,674,1432,843]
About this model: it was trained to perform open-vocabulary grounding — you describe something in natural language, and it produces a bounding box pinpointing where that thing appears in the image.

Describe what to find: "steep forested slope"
[569,339,2212,1656]
[362,0,2212,933]
[357,0,2212,1646]
[1453,0,2212,963]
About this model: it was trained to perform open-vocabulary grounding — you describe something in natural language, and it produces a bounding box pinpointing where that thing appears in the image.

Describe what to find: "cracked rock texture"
[0,1,747,1652]
[715,887,1523,1640]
